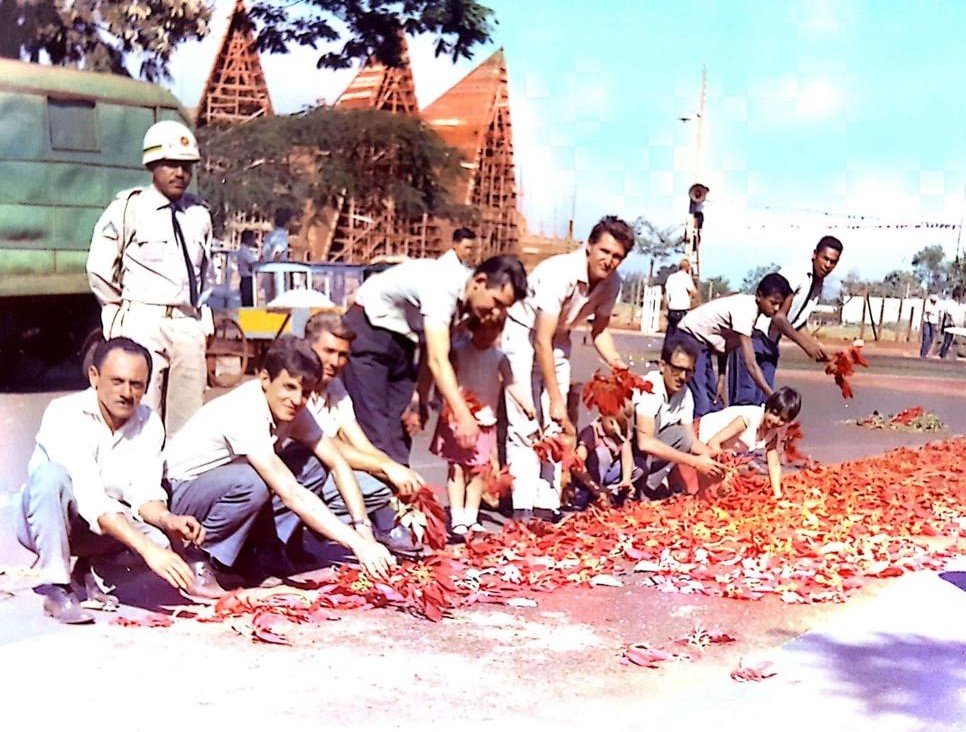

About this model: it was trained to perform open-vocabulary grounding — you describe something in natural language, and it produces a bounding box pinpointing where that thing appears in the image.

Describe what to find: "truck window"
[48,98,99,151]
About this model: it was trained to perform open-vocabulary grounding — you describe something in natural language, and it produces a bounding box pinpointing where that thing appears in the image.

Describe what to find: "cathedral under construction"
[195,0,524,263]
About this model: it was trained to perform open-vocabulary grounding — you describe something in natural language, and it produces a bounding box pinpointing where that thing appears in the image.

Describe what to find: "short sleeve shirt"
[164,379,322,481]
[305,377,357,438]
[633,369,694,430]
[697,404,777,453]
[677,293,760,353]
[506,247,621,335]
[353,259,469,342]
[28,389,166,533]
[755,263,821,337]
[664,270,696,310]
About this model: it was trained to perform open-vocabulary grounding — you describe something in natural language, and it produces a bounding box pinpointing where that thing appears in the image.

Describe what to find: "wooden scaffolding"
[195,0,273,127]
[423,49,520,260]
[303,33,433,263]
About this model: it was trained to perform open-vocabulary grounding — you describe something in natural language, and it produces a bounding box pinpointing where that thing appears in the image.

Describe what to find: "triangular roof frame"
[196,0,273,127]
[334,31,418,114]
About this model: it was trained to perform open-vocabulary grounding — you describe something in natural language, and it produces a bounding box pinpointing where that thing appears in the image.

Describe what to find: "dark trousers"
[727,330,779,407]
[920,321,937,358]
[676,330,722,418]
[240,276,254,307]
[341,305,417,466]
[632,423,694,497]
[939,329,956,359]
[666,309,688,335]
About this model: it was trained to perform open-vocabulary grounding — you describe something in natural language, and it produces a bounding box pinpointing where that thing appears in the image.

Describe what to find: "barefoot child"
[430,315,536,536]
[697,386,802,499]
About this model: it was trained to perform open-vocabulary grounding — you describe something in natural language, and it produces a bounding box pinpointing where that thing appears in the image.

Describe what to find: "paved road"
[1,332,964,730]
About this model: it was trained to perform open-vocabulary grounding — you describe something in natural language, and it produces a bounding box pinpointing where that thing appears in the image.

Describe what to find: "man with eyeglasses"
[632,337,725,499]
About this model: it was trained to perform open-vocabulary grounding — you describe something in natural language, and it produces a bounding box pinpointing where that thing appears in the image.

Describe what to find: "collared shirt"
[236,245,259,278]
[507,246,622,335]
[633,369,694,430]
[28,389,165,534]
[923,297,940,324]
[438,248,472,279]
[163,379,322,481]
[262,227,289,262]
[697,404,785,453]
[87,184,212,308]
[755,263,822,338]
[353,258,469,343]
[664,269,696,310]
[677,293,760,354]
[306,377,357,438]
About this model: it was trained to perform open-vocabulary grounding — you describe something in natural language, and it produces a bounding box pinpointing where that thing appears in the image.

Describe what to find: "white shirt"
[353,258,469,343]
[262,227,289,261]
[697,404,784,453]
[755,263,822,338]
[942,299,966,329]
[28,389,166,534]
[633,369,694,431]
[305,377,357,438]
[164,379,322,481]
[923,297,940,324]
[665,269,696,310]
[677,293,760,354]
[506,246,621,336]
[437,248,472,279]
[87,184,211,308]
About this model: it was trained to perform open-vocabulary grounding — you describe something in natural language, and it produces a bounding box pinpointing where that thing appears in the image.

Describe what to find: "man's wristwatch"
[350,517,373,529]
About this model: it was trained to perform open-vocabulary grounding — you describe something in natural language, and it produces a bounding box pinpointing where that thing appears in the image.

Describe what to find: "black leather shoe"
[41,585,95,625]
[230,545,295,589]
[375,525,425,560]
[532,507,566,524]
[72,558,119,610]
[181,560,229,602]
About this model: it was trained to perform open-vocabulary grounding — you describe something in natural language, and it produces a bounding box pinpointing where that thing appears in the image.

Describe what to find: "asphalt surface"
[1,330,965,730]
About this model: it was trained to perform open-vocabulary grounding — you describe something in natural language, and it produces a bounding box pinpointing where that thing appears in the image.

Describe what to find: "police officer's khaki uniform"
[87,184,212,435]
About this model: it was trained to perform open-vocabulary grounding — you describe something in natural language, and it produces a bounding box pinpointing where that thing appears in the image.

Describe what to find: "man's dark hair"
[815,235,843,254]
[240,229,257,246]
[304,313,356,343]
[660,335,700,364]
[765,386,802,421]
[91,337,153,386]
[274,207,293,228]
[756,273,793,300]
[453,227,476,243]
[262,335,322,384]
[588,215,635,252]
[473,255,528,302]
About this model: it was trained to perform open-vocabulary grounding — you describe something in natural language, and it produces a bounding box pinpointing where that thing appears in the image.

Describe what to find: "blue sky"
[167,0,966,289]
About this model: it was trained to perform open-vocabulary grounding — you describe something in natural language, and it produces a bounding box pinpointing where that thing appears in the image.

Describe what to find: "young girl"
[697,386,802,499]
[430,315,536,536]
[568,401,640,508]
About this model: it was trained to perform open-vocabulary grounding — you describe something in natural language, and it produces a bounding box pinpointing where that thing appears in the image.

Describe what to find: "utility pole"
[684,66,708,282]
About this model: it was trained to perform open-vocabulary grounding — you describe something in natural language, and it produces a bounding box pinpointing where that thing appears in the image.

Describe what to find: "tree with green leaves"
[699,275,731,302]
[0,0,494,81]
[911,244,950,292]
[740,262,780,293]
[632,217,685,283]
[197,106,468,230]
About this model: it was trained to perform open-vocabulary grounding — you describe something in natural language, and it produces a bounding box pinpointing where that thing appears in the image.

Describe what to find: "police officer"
[87,120,212,435]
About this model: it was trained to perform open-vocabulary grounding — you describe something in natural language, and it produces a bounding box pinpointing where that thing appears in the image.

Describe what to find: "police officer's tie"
[170,204,198,307]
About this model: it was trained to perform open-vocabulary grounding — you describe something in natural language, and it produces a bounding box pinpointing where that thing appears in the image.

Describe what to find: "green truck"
[0,58,192,386]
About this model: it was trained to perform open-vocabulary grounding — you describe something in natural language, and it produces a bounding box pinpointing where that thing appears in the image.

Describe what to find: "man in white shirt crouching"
[17,337,218,625]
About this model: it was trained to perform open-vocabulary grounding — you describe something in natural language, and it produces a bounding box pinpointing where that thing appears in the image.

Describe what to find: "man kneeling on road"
[163,336,395,586]
[633,337,725,498]
[302,313,424,556]
[17,337,217,625]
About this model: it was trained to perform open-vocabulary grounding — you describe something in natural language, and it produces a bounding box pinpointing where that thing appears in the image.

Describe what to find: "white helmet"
[142,120,200,166]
